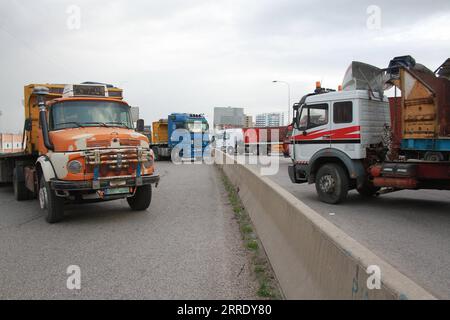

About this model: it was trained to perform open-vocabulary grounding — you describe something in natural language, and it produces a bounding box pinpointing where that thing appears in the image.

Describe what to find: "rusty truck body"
[0,83,159,223]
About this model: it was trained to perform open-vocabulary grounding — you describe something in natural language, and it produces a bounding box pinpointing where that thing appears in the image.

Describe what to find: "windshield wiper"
[83,122,108,127]
[55,122,85,129]
[105,122,130,129]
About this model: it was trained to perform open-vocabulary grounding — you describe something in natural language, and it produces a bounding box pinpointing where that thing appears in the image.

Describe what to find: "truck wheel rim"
[319,174,335,194]
[39,185,48,209]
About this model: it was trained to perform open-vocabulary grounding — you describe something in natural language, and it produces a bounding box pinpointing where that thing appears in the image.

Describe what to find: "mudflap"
[288,165,307,184]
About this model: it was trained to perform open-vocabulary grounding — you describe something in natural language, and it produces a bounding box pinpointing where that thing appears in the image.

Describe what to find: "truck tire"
[39,176,64,223]
[127,185,152,211]
[424,151,444,162]
[227,146,235,155]
[152,147,159,161]
[13,166,31,201]
[315,163,349,204]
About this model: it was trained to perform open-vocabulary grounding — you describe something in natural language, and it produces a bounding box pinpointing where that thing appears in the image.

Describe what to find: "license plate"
[104,187,130,195]
[110,180,126,187]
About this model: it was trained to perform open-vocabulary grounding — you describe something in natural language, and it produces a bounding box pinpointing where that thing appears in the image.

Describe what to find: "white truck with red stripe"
[289,57,450,204]
[289,84,390,204]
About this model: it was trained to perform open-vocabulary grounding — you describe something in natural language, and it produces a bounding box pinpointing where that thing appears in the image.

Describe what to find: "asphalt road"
[252,157,450,299]
[0,162,258,299]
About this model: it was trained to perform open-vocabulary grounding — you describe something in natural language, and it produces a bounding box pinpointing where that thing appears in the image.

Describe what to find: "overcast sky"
[0,0,449,132]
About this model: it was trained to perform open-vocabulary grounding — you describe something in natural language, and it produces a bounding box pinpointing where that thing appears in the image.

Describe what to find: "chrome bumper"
[50,174,160,191]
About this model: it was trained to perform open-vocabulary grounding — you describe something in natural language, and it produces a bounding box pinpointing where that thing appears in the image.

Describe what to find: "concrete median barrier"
[217,154,436,299]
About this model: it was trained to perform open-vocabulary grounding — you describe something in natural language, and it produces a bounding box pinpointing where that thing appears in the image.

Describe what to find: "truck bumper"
[50,174,160,191]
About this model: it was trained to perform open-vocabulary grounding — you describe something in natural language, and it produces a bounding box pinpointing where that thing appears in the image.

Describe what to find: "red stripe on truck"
[292,125,361,141]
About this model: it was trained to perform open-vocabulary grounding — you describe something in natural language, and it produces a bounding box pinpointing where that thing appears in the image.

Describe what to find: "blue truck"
[150,113,210,161]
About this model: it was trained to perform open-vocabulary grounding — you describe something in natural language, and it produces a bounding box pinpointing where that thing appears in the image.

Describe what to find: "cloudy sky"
[0,0,449,132]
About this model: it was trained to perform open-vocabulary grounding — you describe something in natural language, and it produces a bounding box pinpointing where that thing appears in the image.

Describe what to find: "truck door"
[330,100,359,159]
[293,103,330,162]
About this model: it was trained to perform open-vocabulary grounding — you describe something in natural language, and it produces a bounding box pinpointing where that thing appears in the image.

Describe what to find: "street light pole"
[272,80,291,125]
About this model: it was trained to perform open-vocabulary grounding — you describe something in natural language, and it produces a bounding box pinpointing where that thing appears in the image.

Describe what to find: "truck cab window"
[333,101,353,124]
[186,121,208,133]
[175,122,186,129]
[299,104,328,130]
[50,100,132,130]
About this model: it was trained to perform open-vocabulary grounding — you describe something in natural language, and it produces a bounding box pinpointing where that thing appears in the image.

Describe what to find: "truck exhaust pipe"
[33,86,54,151]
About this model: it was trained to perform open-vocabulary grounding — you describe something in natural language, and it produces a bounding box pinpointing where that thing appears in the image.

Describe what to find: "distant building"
[244,115,254,128]
[213,107,245,129]
[0,133,23,153]
[255,113,284,127]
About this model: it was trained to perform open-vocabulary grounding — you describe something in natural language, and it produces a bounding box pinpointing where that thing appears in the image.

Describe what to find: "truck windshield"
[186,121,209,133]
[50,100,132,130]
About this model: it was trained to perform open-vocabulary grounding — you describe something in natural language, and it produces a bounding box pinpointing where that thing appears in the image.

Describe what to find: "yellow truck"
[0,82,159,223]
[150,119,169,160]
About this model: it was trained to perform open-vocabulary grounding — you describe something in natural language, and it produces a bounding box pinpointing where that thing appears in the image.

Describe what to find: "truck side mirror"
[136,119,145,132]
[293,109,300,129]
[24,118,32,131]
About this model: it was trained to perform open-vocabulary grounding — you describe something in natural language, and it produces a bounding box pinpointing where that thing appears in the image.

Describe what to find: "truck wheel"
[152,147,159,161]
[39,176,64,223]
[424,152,444,162]
[227,146,234,155]
[315,164,349,204]
[13,166,31,201]
[127,185,152,211]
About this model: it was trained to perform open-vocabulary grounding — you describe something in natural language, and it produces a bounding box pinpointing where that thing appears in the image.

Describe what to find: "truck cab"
[289,58,450,205]
[168,113,209,160]
[3,83,159,223]
[150,113,209,161]
[289,85,390,203]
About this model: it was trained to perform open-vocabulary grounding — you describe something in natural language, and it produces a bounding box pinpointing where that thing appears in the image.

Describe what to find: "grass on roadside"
[220,168,282,300]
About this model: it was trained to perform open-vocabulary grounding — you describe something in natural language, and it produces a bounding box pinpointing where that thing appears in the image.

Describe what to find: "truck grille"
[84,148,151,171]
[86,139,141,148]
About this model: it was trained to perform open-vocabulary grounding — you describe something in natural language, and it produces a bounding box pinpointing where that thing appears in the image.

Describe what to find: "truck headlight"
[143,150,154,169]
[68,160,82,174]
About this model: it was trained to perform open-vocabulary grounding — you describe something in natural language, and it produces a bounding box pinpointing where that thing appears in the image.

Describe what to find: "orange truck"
[0,82,159,223]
